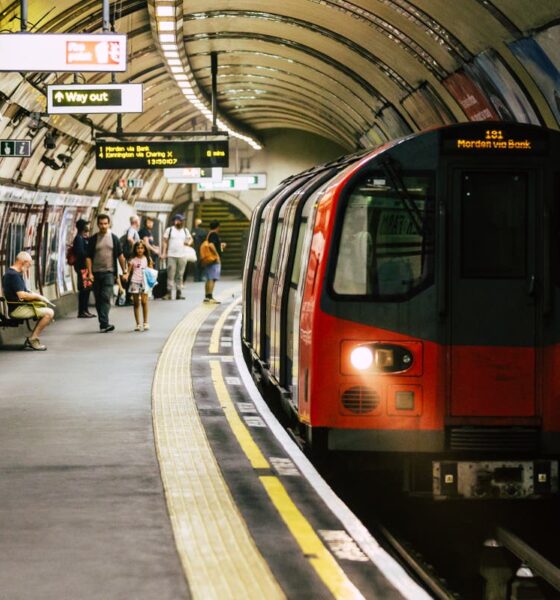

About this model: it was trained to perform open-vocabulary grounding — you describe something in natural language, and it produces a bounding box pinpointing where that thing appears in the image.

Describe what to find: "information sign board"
[47,84,142,114]
[96,140,229,169]
[0,33,127,72]
[0,139,31,157]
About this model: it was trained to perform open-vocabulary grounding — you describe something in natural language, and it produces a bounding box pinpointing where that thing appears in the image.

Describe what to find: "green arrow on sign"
[54,91,64,102]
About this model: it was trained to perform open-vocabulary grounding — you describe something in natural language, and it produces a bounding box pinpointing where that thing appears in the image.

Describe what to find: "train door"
[449,168,538,417]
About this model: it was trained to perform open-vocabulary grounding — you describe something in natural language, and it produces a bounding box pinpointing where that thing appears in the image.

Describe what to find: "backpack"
[120,233,133,259]
[199,234,218,266]
[66,243,76,266]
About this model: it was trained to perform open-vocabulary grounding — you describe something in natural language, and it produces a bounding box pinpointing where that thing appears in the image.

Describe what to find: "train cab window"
[461,172,527,278]
[333,174,434,300]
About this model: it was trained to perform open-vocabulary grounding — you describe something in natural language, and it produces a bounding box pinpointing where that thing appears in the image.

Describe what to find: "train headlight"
[344,342,415,374]
[350,346,373,370]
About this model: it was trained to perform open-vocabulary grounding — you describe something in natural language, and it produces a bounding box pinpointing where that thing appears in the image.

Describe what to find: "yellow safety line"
[260,476,365,600]
[210,360,270,469]
[209,299,240,353]
[152,290,284,600]
[207,304,363,600]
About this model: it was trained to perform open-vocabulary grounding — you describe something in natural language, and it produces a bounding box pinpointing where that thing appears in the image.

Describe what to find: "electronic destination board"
[96,140,229,169]
[441,124,549,156]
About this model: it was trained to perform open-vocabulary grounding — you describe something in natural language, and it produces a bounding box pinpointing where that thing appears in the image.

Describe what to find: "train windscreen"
[333,174,434,300]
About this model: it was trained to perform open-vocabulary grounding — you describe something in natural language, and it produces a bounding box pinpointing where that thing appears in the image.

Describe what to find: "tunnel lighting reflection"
[158,21,175,31]
[156,6,174,17]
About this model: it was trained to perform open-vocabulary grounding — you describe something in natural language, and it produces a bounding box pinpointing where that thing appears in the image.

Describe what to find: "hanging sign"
[0,33,127,72]
[47,84,142,114]
[0,139,31,157]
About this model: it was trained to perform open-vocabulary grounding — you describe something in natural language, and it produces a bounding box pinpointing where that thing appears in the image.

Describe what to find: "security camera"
[41,155,62,170]
[57,153,72,166]
[44,131,57,150]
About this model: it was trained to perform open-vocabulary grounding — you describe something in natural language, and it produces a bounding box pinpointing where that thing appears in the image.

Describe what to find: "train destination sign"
[96,140,229,169]
[47,84,143,114]
[0,33,127,72]
[0,140,31,157]
[441,126,548,156]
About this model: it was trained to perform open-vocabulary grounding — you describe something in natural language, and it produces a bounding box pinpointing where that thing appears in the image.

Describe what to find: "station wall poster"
[443,70,498,121]
[466,49,541,125]
[401,83,456,130]
[509,25,560,126]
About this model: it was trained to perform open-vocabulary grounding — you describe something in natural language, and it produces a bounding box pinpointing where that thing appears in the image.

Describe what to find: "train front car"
[300,122,560,499]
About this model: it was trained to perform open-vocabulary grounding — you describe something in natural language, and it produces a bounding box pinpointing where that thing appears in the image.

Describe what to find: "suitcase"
[153,267,168,299]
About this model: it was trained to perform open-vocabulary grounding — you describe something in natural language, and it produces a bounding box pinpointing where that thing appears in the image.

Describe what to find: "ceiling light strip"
[151,0,262,150]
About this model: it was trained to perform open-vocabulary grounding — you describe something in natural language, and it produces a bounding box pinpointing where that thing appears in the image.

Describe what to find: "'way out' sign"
[47,84,143,114]
[0,34,127,72]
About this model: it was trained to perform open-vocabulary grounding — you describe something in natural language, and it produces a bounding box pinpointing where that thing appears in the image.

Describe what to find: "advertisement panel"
[510,25,560,125]
[443,71,498,121]
[467,50,541,124]
[0,34,127,72]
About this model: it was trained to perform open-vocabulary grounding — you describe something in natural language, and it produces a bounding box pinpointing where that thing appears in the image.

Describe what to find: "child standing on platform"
[128,241,152,331]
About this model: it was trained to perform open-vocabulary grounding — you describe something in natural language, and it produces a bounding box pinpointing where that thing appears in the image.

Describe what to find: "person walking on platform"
[128,241,152,332]
[2,251,54,350]
[191,218,207,282]
[203,220,226,304]
[85,214,128,333]
[161,214,193,300]
[139,216,160,264]
[73,219,95,319]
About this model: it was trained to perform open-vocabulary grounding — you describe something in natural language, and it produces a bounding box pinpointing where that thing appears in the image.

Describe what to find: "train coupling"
[432,460,558,499]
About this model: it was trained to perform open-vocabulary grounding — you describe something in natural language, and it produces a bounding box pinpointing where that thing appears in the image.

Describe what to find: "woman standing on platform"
[128,241,152,332]
[73,219,95,319]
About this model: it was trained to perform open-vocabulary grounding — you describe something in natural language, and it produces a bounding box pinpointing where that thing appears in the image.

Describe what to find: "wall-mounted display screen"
[95,140,229,169]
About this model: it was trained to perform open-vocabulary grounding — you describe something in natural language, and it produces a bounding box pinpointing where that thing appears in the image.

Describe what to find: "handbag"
[185,246,197,263]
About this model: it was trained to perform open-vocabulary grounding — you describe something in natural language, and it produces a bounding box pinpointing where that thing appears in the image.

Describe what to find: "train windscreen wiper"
[379,156,427,239]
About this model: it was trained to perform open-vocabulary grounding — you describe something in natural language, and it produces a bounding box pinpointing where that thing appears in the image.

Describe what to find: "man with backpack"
[161,214,193,300]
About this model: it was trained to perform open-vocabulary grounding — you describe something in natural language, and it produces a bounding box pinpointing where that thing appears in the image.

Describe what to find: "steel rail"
[496,527,560,592]
[377,525,458,600]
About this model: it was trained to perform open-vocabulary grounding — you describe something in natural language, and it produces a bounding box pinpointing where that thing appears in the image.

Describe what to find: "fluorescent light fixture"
[158,21,175,31]
[161,43,177,51]
[170,65,184,73]
[167,59,181,66]
[156,6,174,17]
[174,74,188,81]
[163,50,179,58]
[159,33,175,43]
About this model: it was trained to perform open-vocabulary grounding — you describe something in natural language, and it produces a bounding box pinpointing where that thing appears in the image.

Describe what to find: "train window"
[270,221,283,276]
[291,222,307,286]
[333,174,434,300]
[253,219,266,268]
[461,172,527,278]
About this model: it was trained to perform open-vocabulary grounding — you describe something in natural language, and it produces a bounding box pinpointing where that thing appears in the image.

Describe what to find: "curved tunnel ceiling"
[0,0,559,199]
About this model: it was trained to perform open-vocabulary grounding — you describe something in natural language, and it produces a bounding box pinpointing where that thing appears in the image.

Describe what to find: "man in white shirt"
[161,214,193,300]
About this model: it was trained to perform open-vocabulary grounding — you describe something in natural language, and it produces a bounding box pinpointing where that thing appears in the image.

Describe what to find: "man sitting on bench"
[2,251,54,351]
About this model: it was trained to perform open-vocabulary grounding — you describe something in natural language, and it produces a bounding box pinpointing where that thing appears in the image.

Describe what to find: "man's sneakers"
[162,293,172,300]
[23,337,47,351]
[203,297,221,304]
[100,324,115,333]
[176,291,185,300]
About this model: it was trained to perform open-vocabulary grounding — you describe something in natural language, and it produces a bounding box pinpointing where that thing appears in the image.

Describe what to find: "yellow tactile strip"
[152,300,285,600]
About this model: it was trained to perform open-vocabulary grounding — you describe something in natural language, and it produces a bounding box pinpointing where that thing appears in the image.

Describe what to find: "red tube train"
[243,122,560,499]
